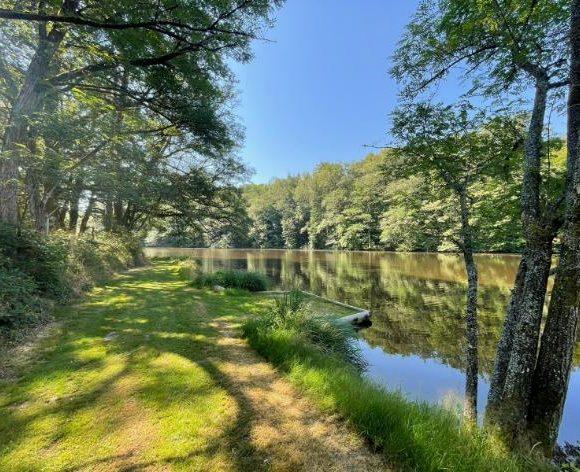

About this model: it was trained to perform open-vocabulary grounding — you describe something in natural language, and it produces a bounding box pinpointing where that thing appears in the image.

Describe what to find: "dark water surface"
[145,248,579,444]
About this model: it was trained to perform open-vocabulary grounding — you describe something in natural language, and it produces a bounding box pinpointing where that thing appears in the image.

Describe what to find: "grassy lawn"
[0,261,384,472]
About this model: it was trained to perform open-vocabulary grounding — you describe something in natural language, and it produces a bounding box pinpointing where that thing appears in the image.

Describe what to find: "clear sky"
[230,0,423,183]
[231,0,562,184]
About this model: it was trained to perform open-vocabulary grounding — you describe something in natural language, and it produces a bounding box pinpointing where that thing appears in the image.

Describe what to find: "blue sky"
[231,0,423,183]
[230,0,562,183]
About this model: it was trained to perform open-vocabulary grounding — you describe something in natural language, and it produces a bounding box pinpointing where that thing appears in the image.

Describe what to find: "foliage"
[391,0,570,101]
[240,141,561,253]
[0,223,70,300]
[0,0,281,235]
[0,222,143,332]
[246,290,366,370]
[0,263,48,330]
[192,269,269,292]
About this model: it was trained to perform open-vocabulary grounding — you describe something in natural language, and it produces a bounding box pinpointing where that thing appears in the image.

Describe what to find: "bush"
[0,263,48,331]
[62,232,144,295]
[0,223,145,333]
[0,224,70,300]
[192,269,269,292]
[246,290,366,370]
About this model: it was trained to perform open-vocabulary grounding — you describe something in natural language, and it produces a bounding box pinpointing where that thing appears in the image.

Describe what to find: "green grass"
[257,292,359,318]
[254,289,367,370]
[243,318,550,472]
[0,261,274,471]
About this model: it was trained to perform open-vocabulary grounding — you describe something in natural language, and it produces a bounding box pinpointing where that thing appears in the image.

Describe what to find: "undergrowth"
[0,223,144,335]
[190,267,269,292]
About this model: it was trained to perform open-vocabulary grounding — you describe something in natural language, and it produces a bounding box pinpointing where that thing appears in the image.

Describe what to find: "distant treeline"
[153,143,566,253]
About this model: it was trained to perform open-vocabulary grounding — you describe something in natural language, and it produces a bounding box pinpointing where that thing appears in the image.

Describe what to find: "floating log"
[337,310,371,326]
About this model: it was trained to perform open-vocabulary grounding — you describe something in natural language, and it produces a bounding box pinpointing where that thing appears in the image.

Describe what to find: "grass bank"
[1,224,143,338]
[243,317,548,472]
[0,261,385,471]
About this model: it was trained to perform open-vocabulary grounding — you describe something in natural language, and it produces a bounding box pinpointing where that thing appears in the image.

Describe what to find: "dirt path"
[208,317,388,471]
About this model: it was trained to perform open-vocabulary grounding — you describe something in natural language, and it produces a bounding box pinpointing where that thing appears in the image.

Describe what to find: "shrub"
[192,269,269,292]
[177,259,202,281]
[246,290,366,370]
[63,232,144,295]
[0,222,145,333]
[0,263,48,332]
[0,224,70,300]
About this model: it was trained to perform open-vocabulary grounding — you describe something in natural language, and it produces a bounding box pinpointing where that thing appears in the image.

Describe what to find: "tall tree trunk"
[486,258,527,415]
[113,199,125,229]
[492,233,553,442]
[485,77,556,445]
[0,23,66,225]
[526,1,580,454]
[54,203,67,230]
[104,199,113,231]
[459,189,479,422]
[68,179,83,232]
[79,195,95,234]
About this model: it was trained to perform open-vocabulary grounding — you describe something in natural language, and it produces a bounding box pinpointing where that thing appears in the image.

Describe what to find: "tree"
[393,0,571,447]
[0,0,281,226]
[526,0,580,453]
[392,102,524,421]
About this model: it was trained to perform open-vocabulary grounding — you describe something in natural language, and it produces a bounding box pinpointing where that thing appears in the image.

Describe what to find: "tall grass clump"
[250,290,367,370]
[243,293,546,472]
[192,269,269,292]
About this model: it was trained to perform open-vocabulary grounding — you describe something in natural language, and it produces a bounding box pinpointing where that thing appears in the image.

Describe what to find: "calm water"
[145,248,579,444]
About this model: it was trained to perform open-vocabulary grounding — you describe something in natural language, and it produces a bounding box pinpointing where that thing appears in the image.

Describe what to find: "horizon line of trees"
[152,135,567,254]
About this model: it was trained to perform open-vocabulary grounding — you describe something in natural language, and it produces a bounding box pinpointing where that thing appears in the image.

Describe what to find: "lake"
[145,247,579,444]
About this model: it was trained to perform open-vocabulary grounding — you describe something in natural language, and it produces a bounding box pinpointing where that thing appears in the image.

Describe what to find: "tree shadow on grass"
[1,264,384,471]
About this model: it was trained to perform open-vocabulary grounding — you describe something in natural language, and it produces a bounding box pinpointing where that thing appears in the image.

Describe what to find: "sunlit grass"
[0,261,552,471]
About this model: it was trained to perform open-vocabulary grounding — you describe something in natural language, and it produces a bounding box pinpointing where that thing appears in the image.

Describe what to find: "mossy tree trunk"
[485,75,558,446]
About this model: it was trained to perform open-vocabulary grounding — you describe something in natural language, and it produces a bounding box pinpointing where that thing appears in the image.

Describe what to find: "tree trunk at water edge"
[485,76,557,446]
[526,0,580,454]
[459,189,479,422]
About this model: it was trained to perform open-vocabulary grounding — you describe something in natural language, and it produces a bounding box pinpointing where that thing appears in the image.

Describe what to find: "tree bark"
[104,199,113,231]
[68,179,83,232]
[526,0,580,454]
[79,194,95,234]
[485,76,557,445]
[459,189,479,422]
[486,257,527,416]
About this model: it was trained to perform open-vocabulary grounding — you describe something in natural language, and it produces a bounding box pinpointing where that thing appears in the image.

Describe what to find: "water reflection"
[145,248,579,443]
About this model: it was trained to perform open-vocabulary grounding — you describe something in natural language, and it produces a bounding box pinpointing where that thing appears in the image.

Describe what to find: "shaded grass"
[0,261,385,472]
[243,319,551,472]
